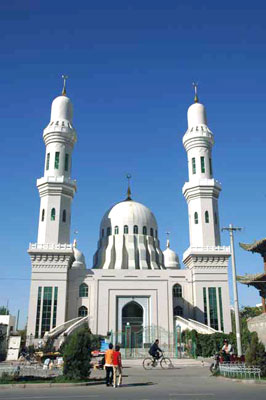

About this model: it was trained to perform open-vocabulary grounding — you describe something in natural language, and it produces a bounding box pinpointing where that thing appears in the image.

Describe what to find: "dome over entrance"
[93,198,164,270]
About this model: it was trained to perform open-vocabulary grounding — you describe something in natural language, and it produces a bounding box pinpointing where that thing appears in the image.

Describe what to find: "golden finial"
[62,75,68,96]
[126,173,132,200]
[192,82,198,103]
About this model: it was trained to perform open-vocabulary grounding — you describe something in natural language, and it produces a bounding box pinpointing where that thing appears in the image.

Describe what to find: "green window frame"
[46,153,50,171]
[54,152,60,169]
[201,156,205,173]
[150,228,154,237]
[208,287,219,330]
[79,283,88,298]
[192,157,196,174]
[218,287,224,332]
[78,306,88,317]
[194,212,198,224]
[64,154,69,171]
[205,211,209,223]
[124,225,128,234]
[114,226,119,234]
[62,209,66,223]
[203,288,208,325]
[133,225,138,234]
[51,208,56,221]
[35,287,42,338]
[41,209,45,222]
[107,227,112,236]
[41,287,52,337]
[143,226,147,235]
[52,287,58,328]
[173,284,182,298]
[209,158,213,176]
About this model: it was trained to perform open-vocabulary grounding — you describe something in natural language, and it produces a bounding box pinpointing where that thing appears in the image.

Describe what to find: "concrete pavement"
[0,365,265,399]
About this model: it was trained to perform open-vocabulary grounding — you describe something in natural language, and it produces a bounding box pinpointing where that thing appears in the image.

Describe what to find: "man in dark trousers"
[149,339,162,361]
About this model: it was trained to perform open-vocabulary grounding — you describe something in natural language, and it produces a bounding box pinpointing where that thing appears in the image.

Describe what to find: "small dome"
[100,200,158,234]
[72,241,86,269]
[163,241,180,269]
[187,102,207,129]
[50,95,73,123]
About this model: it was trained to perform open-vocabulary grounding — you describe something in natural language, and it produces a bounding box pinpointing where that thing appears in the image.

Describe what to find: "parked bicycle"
[143,352,173,370]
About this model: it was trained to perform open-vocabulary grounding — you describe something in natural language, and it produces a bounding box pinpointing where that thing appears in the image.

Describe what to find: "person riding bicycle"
[149,339,162,361]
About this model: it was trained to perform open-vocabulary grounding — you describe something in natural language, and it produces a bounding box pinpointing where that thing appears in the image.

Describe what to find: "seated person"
[149,339,162,360]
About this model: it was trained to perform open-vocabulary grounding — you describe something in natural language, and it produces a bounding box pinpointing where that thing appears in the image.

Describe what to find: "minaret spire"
[62,74,68,96]
[192,82,199,103]
[166,231,170,248]
[126,173,132,200]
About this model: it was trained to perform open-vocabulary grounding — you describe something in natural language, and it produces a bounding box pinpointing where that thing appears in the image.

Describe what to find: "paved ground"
[0,365,265,400]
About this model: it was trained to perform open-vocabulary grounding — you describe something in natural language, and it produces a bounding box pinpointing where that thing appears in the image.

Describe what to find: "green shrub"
[245,333,266,377]
[63,326,93,380]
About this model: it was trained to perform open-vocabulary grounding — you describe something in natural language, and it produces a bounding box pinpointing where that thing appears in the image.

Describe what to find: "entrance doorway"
[122,301,143,348]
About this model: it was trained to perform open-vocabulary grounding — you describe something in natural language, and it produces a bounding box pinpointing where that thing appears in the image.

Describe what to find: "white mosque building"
[26,81,232,350]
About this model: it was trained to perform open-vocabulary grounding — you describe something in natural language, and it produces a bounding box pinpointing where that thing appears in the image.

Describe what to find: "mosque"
[26,79,232,350]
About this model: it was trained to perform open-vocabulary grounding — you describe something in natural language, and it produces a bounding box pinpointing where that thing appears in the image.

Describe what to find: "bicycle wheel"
[160,357,173,369]
[143,357,154,370]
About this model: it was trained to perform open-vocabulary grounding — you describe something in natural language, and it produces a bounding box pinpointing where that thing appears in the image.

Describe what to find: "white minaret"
[182,84,221,247]
[37,76,77,244]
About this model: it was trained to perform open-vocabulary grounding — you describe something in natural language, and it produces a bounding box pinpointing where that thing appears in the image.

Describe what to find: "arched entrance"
[122,301,143,348]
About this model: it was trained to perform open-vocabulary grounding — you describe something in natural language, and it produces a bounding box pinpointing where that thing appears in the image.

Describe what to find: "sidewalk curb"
[216,375,266,385]
[0,380,105,389]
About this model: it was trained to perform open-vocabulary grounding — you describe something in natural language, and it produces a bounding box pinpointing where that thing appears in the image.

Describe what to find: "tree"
[0,306,9,315]
[63,326,93,380]
[245,333,266,377]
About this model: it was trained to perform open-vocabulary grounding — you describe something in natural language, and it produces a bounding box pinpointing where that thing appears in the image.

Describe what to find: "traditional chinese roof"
[237,273,266,292]
[239,239,266,255]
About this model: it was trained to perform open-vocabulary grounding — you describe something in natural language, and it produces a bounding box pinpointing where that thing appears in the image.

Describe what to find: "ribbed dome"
[100,200,157,236]
[93,199,164,270]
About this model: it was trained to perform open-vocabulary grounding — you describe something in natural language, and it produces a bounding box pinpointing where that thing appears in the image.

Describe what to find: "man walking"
[113,344,122,388]
[105,343,114,386]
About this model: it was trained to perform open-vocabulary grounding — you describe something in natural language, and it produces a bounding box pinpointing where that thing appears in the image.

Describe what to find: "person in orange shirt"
[105,343,114,386]
[113,344,122,388]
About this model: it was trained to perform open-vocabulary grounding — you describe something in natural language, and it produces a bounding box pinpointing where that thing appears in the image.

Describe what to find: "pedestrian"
[113,344,122,388]
[105,343,114,386]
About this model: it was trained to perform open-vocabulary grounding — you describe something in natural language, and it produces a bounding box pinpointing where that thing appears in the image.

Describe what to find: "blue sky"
[1,0,266,328]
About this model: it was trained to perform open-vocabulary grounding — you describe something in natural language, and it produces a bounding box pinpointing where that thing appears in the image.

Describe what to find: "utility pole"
[222,224,242,357]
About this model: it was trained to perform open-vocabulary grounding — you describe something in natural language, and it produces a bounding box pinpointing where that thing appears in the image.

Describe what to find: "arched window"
[194,212,198,224]
[107,227,112,236]
[155,230,158,238]
[51,208,56,221]
[41,209,45,221]
[143,226,147,235]
[78,306,88,317]
[62,209,66,223]
[150,228,154,237]
[173,284,182,298]
[215,213,218,225]
[124,225,128,234]
[174,306,183,317]
[114,226,119,234]
[205,211,209,223]
[79,283,88,298]
[101,228,104,237]
[133,225,138,234]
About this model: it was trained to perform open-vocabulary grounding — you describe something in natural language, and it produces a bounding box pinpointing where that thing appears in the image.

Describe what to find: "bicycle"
[142,352,173,370]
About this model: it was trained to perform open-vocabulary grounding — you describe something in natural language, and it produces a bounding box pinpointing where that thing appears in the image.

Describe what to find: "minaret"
[37,76,77,244]
[182,84,221,247]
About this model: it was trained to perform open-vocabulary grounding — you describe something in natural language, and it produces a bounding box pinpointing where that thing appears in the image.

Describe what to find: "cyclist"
[149,339,162,363]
